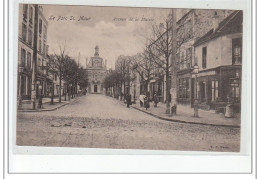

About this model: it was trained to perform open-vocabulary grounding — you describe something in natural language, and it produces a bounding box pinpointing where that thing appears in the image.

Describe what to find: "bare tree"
[147,19,173,114]
[48,44,68,103]
[115,55,132,98]
[129,52,154,95]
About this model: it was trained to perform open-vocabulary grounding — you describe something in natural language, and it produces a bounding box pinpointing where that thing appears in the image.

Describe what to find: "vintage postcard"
[16,4,243,152]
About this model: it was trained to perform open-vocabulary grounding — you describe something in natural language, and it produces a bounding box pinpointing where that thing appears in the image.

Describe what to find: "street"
[16,94,240,152]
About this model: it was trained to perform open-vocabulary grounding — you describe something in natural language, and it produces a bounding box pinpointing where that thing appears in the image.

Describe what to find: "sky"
[41,5,175,69]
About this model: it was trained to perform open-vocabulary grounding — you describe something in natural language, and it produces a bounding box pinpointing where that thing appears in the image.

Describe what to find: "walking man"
[126,93,132,108]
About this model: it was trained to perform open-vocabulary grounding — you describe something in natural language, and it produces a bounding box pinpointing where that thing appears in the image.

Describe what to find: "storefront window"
[211,80,218,101]
[178,78,189,98]
[230,79,240,101]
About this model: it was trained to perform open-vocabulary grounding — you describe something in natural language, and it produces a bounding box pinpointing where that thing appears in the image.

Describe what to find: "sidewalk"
[17,96,81,112]
[128,101,240,128]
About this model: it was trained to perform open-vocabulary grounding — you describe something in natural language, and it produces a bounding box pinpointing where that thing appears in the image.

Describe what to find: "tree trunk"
[171,8,178,115]
[68,86,71,101]
[50,83,54,105]
[165,64,170,114]
[71,85,74,99]
[145,80,149,97]
[64,84,67,101]
[59,74,61,103]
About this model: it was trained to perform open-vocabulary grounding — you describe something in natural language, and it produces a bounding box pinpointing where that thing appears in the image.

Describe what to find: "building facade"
[175,9,234,106]
[86,46,107,93]
[18,4,50,103]
[193,10,242,111]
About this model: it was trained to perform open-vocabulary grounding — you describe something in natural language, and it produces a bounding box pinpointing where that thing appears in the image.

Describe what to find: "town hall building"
[86,46,107,93]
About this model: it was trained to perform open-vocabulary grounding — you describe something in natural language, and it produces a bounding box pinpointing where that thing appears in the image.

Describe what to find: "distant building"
[193,10,242,111]
[86,46,107,93]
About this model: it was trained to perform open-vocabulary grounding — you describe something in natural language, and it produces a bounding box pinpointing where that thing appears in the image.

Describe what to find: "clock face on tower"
[94,60,99,67]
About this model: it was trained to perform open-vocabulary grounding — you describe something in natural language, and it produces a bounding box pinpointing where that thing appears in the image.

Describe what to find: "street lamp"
[18,67,24,107]
[193,63,199,117]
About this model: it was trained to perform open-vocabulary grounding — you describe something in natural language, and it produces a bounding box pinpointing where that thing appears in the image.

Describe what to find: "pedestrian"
[120,92,124,101]
[37,94,43,109]
[144,96,150,110]
[139,94,145,107]
[126,93,132,108]
[154,92,158,107]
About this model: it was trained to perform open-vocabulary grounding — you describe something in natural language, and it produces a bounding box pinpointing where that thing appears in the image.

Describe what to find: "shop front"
[177,69,192,105]
[191,66,241,112]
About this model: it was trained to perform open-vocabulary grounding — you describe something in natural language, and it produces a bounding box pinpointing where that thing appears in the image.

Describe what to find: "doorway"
[94,85,97,93]
[201,81,206,102]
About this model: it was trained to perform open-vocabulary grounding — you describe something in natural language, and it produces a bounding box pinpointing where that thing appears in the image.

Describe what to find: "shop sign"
[191,70,216,78]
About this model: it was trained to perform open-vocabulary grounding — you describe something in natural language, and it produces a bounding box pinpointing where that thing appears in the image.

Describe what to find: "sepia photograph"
[16,4,243,152]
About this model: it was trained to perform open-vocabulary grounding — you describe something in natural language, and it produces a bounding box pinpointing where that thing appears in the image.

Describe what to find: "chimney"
[86,57,88,68]
[39,6,43,13]
[212,11,220,32]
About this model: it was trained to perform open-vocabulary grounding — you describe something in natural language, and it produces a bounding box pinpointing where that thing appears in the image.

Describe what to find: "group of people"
[122,91,159,110]
[139,92,159,110]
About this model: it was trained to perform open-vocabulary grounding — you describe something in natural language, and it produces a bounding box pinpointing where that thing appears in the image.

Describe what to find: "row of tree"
[48,48,88,103]
[103,10,182,113]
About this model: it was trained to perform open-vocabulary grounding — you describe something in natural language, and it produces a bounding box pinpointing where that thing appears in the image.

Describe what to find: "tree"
[115,55,132,96]
[147,18,173,114]
[77,67,88,89]
[48,43,70,103]
[129,52,154,95]
[103,70,120,97]
[49,55,66,103]
[63,56,78,99]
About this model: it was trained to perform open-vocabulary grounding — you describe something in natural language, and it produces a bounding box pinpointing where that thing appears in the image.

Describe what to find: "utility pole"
[170,8,178,115]
[31,4,38,109]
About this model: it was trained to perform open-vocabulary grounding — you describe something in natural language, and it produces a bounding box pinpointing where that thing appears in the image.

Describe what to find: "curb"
[131,106,240,128]
[17,97,81,112]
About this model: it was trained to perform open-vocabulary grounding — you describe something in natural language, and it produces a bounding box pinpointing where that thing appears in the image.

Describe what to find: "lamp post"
[193,63,199,117]
[18,67,24,107]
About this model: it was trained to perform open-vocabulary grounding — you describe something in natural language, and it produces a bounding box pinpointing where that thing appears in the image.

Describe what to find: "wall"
[195,36,228,71]
[221,33,242,66]
[195,33,242,71]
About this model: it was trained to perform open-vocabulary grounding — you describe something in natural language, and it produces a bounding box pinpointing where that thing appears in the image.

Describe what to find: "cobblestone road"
[16,94,240,152]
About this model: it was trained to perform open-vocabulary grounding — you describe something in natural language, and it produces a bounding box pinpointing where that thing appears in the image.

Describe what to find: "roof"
[177,10,194,24]
[194,10,243,47]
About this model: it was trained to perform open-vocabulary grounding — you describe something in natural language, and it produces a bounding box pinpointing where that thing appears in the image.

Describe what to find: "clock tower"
[86,46,107,94]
